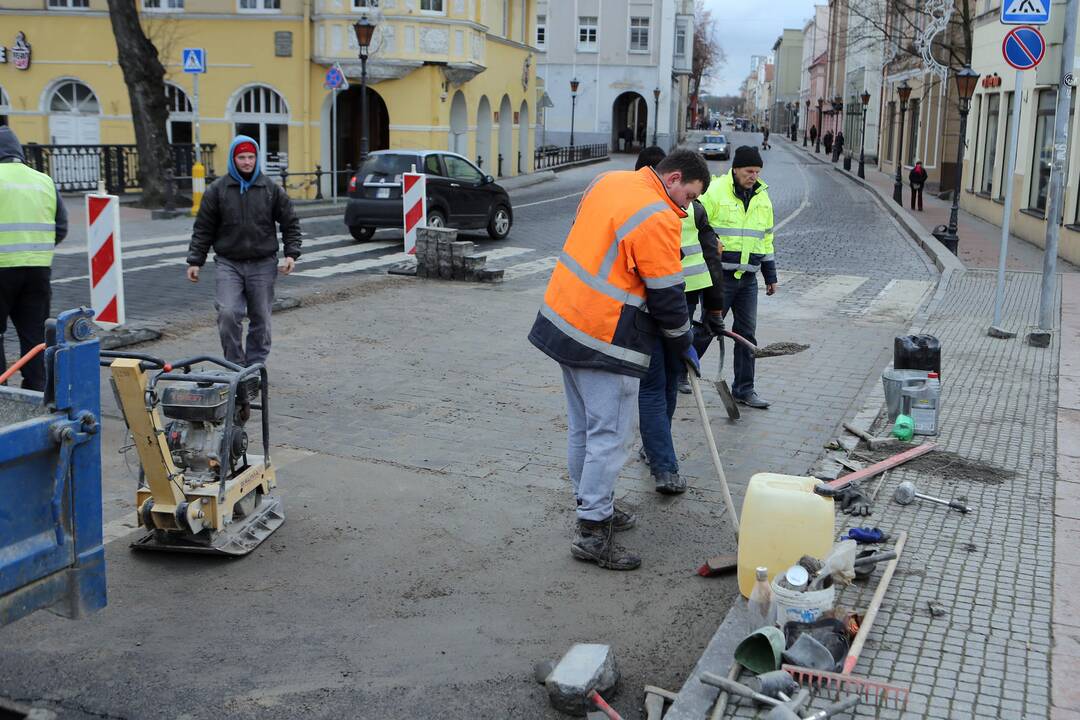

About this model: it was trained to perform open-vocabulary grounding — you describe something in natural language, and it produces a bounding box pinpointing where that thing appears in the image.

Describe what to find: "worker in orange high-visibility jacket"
[528,149,711,572]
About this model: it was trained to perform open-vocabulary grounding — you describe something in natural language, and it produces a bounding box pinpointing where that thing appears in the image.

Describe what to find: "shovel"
[721,329,809,359]
[714,335,741,420]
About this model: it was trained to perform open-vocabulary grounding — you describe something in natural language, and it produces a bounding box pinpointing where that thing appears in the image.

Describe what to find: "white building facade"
[534,0,693,151]
[840,0,884,163]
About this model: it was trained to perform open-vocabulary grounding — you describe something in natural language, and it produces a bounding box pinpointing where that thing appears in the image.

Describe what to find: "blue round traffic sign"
[1003,25,1046,70]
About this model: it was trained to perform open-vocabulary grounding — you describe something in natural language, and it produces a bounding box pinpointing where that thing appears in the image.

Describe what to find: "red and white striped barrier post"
[85,192,126,328]
[402,171,426,255]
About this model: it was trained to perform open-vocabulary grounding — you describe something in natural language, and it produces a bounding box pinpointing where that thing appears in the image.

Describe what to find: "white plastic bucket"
[771,577,835,625]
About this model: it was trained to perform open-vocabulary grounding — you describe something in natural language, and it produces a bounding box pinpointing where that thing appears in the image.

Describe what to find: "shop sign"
[11,32,30,70]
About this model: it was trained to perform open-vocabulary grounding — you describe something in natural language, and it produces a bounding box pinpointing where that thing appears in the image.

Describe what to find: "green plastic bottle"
[892,414,915,442]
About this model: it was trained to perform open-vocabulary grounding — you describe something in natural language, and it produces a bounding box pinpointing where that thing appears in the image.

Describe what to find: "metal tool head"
[782,664,910,708]
[893,481,917,505]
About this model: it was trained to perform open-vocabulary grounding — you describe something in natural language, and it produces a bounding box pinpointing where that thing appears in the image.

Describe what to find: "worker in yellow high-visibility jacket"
[0,126,68,391]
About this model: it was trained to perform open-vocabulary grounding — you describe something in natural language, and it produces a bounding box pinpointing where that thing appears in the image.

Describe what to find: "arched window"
[165,83,193,143]
[232,84,290,171]
[48,80,100,145]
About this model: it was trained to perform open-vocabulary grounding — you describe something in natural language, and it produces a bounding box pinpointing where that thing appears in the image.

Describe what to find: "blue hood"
[227,135,261,194]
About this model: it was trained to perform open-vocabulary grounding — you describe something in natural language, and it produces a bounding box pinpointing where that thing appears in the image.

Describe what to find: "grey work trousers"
[214,255,277,366]
[560,364,640,522]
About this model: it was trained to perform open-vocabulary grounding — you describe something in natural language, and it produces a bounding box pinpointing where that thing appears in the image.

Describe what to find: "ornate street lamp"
[569,77,580,147]
[804,98,810,147]
[936,66,980,254]
[652,87,661,146]
[353,18,376,159]
[858,89,871,179]
[893,80,912,205]
[815,97,823,154]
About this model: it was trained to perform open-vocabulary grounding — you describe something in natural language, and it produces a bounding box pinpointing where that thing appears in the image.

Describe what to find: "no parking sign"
[1002,25,1045,70]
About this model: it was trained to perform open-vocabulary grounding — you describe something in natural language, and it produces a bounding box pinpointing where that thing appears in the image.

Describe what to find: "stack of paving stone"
[415,226,503,282]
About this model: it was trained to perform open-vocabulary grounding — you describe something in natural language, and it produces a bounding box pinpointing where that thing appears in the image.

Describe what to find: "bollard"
[190,161,206,217]
[314,164,324,200]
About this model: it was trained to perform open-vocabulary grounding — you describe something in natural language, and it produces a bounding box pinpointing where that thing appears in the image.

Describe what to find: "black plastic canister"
[893,335,941,376]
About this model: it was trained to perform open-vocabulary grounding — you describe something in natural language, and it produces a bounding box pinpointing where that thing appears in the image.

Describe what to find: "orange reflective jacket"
[528,167,692,378]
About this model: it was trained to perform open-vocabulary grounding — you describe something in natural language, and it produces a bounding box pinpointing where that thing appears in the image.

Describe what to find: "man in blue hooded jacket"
[186,136,301,366]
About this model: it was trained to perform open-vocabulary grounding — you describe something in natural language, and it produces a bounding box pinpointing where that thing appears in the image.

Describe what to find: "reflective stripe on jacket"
[528,167,691,378]
[0,163,58,268]
[699,171,776,283]
[681,209,711,293]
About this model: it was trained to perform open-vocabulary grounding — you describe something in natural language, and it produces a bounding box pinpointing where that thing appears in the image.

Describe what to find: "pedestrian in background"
[909,160,928,212]
[698,146,777,409]
[823,130,833,156]
[761,127,771,151]
[186,135,302,367]
[528,150,710,571]
[634,147,726,495]
[0,126,68,391]
[834,130,845,163]
[810,125,818,146]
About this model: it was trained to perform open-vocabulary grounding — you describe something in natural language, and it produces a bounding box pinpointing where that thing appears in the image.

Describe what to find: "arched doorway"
[476,96,492,171]
[518,100,530,174]
[333,84,389,194]
[498,95,513,177]
[232,84,290,174]
[165,83,193,144]
[449,91,467,155]
[48,80,101,145]
[611,91,647,153]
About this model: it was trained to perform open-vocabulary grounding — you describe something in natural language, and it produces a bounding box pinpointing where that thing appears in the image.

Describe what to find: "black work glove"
[704,311,726,337]
[837,484,872,516]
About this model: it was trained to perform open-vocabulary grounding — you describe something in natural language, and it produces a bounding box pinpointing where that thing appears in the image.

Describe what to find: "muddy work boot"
[611,504,637,531]
[654,470,687,495]
[571,518,642,571]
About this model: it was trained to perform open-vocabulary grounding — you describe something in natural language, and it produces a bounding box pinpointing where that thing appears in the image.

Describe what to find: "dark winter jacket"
[0,126,68,244]
[909,165,928,189]
[187,173,302,266]
[689,199,726,313]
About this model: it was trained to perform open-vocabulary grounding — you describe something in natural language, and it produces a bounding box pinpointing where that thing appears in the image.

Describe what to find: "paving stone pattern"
[725,269,1059,720]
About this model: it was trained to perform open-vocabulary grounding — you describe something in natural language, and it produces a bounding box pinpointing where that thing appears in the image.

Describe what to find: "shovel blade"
[714,379,741,419]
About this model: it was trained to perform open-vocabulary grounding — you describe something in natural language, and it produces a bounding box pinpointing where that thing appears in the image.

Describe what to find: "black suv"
[344,150,514,241]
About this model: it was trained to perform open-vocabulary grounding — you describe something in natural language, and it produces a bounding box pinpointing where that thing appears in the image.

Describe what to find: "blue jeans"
[719,271,759,398]
[638,337,681,474]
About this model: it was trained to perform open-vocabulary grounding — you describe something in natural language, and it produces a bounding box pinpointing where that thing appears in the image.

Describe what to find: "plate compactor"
[102,352,284,556]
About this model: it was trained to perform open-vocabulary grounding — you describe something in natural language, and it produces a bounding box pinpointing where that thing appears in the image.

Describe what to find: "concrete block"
[477,268,504,283]
[545,643,619,716]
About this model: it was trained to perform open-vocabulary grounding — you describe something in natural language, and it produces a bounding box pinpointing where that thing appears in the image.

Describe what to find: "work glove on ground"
[837,484,872,516]
[682,346,701,377]
[846,527,889,544]
[704,312,726,337]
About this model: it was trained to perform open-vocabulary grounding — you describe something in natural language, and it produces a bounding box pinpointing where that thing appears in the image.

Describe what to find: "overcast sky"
[702,0,821,96]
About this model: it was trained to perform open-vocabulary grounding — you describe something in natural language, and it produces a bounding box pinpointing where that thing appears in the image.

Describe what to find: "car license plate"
[377,187,390,198]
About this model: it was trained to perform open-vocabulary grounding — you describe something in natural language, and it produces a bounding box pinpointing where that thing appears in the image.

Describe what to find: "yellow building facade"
[0,0,538,197]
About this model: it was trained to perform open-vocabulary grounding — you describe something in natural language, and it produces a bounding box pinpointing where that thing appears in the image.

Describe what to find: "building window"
[144,0,184,9]
[536,15,546,47]
[48,0,89,7]
[232,85,290,174]
[968,95,981,192]
[998,92,1014,200]
[1029,89,1057,213]
[980,94,1000,195]
[420,0,444,12]
[165,83,193,144]
[352,0,379,7]
[886,101,895,160]
[630,17,650,52]
[239,0,280,10]
[578,16,598,49]
[0,86,9,128]
[905,98,919,165]
[675,23,687,56]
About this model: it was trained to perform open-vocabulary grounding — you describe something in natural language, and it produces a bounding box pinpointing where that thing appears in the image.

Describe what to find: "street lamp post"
[804,99,810,147]
[652,87,661,146]
[831,96,844,163]
[353,18,376,160]
[858,89,871,179]
[936,66,980,255]
[816,97,823,153]
[893,80,912,205]
[569,77,579,147]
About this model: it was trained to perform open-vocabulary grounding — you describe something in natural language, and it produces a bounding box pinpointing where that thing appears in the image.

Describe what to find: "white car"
[698,134,730,161]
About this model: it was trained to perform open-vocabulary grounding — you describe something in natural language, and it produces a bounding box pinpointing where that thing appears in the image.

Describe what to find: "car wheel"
[426,209,447,229]
[487,205,512,240]
[349,226,375,242]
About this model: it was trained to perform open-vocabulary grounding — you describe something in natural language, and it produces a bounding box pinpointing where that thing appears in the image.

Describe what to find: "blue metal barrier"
[0,307,106,626]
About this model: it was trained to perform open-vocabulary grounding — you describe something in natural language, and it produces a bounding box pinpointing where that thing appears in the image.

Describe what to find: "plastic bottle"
[902,372,941,436]
[748,566,773,630]
[892,414,915,441]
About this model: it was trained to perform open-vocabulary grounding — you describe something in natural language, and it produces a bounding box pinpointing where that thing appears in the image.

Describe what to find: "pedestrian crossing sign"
[182,48,206,74]
[1001,0,1050,25]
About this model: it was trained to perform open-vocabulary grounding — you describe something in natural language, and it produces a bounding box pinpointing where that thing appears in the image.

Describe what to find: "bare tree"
[106,0,173,207]
[690,0,727,126]
[845,0,973,74]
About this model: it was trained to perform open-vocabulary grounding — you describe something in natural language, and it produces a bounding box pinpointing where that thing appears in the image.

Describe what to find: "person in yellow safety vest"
[0,126,68,391]
[635,146,727,495]
[528,149,711,571]
[697,145,777,409]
